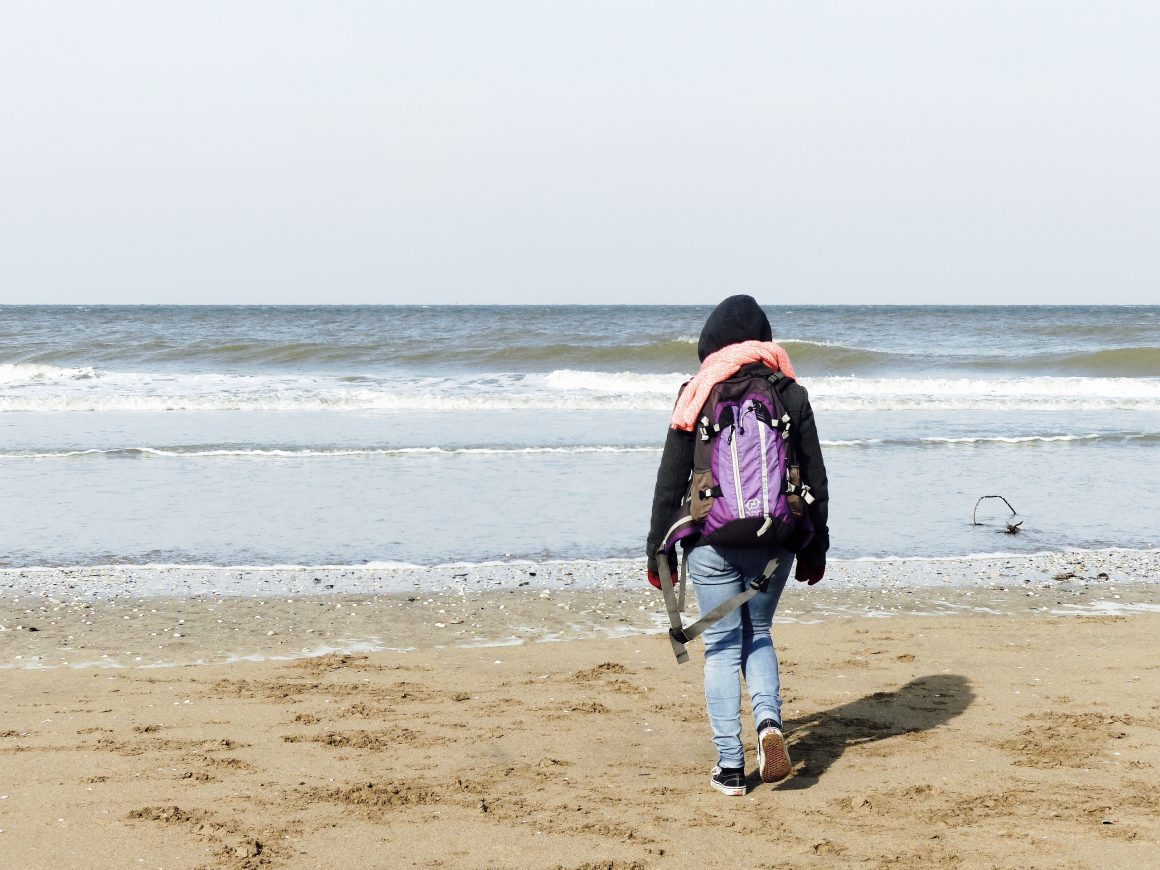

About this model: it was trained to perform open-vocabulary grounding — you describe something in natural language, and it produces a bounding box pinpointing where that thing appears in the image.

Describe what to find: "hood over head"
[697,294,772,361]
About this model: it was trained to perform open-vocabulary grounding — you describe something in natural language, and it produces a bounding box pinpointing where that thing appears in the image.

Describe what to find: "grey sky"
[2,1,1157,305]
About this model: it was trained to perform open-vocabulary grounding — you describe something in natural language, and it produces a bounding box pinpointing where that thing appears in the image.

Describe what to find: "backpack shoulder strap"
[767,375,817,507]
[767,370,796,391]
[660,551,784,664]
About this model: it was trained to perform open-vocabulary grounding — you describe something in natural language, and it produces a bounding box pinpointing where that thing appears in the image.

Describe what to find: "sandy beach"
[5,4,1160,864]
[2,556,1159,869]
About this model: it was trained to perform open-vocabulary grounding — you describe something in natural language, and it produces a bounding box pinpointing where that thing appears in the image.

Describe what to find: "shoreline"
[2,550,1157,669]
[3,546,1157,598]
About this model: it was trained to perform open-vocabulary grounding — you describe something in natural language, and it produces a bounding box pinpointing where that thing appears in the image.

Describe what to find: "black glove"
[794,547,826,585]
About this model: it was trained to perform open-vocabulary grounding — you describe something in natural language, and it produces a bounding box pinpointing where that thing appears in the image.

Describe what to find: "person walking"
[646,295,829,795]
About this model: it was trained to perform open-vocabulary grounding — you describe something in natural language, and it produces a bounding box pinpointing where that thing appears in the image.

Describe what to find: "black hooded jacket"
[646,295,830,571]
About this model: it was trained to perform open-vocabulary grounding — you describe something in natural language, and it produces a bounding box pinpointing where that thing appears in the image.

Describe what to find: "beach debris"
[972,495,1023,533]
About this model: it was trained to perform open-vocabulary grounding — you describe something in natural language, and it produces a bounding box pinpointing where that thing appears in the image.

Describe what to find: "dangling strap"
[656,551,689,664]
[659,553,781,665]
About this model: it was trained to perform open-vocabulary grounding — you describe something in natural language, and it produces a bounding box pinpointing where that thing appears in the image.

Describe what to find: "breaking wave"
[0,363,99,383]
[3,365,1159,413]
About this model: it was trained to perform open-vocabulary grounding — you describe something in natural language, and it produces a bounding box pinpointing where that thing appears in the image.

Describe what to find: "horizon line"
[4,301,1158,309]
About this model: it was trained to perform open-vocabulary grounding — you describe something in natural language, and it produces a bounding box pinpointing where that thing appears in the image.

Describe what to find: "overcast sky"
[1,1,1157,305]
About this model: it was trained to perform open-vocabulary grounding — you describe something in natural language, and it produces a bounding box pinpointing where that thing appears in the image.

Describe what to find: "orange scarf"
[669,341,796,431]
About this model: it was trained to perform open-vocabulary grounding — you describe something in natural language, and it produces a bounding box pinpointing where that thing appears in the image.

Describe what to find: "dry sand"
[2,582,1159,869]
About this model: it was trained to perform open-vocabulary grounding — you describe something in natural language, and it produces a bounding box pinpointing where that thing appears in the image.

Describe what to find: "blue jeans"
[687,544,793,769]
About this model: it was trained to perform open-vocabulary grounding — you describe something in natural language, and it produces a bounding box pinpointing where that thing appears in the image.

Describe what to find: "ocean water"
[1,305,1157,568]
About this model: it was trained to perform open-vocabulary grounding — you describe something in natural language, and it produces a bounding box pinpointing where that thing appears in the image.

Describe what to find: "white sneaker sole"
[758,726,792,783]
[710,767,747,796]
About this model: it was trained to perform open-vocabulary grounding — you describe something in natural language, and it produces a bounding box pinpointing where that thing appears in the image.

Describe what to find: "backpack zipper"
[729,407,745,519]
[754,402,770,517]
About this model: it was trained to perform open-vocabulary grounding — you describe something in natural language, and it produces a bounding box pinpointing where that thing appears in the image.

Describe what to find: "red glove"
[647,551,679,589]
[794,554,825,585]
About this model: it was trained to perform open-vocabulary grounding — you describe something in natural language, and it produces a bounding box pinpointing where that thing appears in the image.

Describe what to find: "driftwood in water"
[972,495,1023,534]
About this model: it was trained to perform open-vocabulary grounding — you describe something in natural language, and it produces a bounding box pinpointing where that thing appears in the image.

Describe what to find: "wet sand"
[1,560,1159,868]
[3,550,1158,669]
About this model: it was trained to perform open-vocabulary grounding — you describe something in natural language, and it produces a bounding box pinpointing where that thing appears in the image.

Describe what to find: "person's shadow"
[754,674,974,791]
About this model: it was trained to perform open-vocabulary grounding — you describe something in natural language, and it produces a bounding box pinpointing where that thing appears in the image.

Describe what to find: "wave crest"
[0,363,98,384]
[9,336,1159,377]
[2,365,1159,412]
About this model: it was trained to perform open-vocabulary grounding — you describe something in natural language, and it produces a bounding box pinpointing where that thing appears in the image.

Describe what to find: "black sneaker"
[710,764,747,796]
[757,718,792,783]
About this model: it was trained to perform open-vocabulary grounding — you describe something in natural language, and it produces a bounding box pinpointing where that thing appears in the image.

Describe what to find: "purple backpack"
[656,371,816,663]
[662,371,815,555]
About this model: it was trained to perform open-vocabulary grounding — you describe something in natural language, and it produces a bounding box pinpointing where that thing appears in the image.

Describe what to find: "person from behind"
[646,294,830,795]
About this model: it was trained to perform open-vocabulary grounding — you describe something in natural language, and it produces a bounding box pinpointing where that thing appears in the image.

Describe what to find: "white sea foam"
[823,433,1155,448]
[4,433,1150,461]
[543,369,686,393]
[1048,601,1160,616]
[0,369,679,411]
[2,366,1159,412]
[808,375,1160,411]
[0,362,99,384]
[918,434,1102,444]
[840,546,1160,563]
